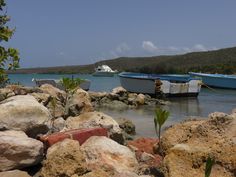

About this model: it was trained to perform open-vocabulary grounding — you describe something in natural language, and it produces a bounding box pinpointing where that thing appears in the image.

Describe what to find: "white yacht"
[92,65,117,77]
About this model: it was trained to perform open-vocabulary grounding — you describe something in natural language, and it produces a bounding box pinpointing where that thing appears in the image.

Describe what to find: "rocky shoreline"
[0,84,235,177]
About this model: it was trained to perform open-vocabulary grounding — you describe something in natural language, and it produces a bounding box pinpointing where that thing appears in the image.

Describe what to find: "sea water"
[8,74,236,137]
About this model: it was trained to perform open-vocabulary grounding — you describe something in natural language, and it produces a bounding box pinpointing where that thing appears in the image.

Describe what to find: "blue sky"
[5,0,236,67]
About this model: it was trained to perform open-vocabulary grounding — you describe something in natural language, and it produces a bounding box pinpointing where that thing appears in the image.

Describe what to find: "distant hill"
[8,46,236,74]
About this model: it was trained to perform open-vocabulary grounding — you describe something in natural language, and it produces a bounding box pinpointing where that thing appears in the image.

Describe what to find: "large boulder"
[64,111,125,144]
[0,95,51,137]
[81,136,138,173]
[161,112,236,177]
[0,170,31,177]
[0,130,44,172]
[65,88,94,117]
[40,139,89,177]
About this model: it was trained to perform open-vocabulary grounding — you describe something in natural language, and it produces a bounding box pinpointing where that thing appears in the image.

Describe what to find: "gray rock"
[116,118,136,135]
[0,95,51,137]
[51,117,65,132]
[65,88,94,117]
[0,130,44,172]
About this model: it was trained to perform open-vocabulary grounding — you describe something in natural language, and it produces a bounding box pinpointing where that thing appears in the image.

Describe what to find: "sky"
[4,0,236,68]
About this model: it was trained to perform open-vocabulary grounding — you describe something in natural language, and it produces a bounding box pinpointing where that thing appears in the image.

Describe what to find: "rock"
[128,137,162,176]
[81,136,138,173]
[51,117,65,132]
[0,95,51,137]
[88,91,108,101]
[0,88,15,101]
[40,139,89,177]
[46,99,65,118]
[128,93,138,103]
[6,85,42,95]
[39,84,66,103]
[102,100,129,110]
[79,169,112,177]
[111,87,127,95]
[113,171,151,177]
[65,111,125,144]
[0,170,31,177]
[161,112,236,177]
[135,94,145,105]
[128,138,159,155]
[29,92,51,106]
[116,118,136,135]
[65,88,94,117]
[0,130,44,172]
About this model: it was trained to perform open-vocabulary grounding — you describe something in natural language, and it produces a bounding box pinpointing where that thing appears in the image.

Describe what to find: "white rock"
[81,136,138,173]
[0,130,44,171]
[0,95,51,137]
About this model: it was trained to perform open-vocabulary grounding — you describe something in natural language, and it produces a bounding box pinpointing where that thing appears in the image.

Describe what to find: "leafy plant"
[154,107,170,152]
[60,77,84,94]
[60,77,85,117]
[0,0,20,87]
[49,96,57,132]
[205,157,215,177]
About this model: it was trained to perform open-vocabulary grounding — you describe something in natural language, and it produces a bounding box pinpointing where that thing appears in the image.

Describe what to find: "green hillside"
[8,46,236,74]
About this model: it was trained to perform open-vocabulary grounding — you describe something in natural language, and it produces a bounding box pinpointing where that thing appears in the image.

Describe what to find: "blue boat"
[119,72,202,97]
[189,72,236,89]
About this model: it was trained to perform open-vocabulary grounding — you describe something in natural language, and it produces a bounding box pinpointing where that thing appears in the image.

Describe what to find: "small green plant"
[50,96,57,132]
[60,77,84,94]
[205,156,215,177]
[154,107,170,152]
[60,77,85,117]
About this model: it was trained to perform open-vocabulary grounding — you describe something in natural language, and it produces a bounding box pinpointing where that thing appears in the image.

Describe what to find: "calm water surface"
[9,74,236,137]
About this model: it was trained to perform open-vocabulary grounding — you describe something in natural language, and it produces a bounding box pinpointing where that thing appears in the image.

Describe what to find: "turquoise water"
[8,74,236,137]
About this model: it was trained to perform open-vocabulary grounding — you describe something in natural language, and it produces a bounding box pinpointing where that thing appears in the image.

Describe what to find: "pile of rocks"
[0,84,159,177]
[1,84,235,177]
[89,86,168,110]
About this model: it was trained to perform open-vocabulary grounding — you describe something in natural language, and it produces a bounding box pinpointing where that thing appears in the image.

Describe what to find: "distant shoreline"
[7,46,236,75]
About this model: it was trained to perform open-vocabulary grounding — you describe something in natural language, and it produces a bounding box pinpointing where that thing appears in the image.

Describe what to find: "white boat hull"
[119,73,201,97]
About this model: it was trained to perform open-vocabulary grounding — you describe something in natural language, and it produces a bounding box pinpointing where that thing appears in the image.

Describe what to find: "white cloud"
[110,42,131,58]
[142,41,159,53]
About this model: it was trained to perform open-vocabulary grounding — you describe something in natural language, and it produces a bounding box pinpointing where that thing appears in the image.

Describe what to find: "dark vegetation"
[8,46,236,75]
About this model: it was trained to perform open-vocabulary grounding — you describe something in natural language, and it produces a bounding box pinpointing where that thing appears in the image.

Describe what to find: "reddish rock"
[128,137,159,155]
[39,127,108,147]
[128,137,162,167]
